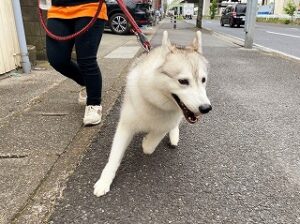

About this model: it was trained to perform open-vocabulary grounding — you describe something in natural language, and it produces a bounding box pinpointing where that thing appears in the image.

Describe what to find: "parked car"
[220,3,247,28]
[106,0,151,35]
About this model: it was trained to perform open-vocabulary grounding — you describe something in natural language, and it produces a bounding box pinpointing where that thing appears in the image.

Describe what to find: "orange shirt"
[48,3,108,20]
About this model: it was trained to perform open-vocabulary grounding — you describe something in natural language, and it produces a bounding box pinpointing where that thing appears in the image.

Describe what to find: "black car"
[220,3,247,27]
[106,0,151,34]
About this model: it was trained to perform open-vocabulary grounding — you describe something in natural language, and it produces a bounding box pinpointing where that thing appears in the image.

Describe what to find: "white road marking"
[266,31,300,39]
[289,28,299,31]
[105,46,140,59]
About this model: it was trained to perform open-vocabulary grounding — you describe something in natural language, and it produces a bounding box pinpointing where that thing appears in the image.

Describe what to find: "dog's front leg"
[142,131,166,155]
[94,122,134,197]
[169,125,179,147]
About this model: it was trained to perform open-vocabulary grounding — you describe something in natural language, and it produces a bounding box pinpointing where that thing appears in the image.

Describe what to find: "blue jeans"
[46,18,105,105]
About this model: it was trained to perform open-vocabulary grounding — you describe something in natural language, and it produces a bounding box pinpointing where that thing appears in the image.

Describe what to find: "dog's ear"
[192,31,203,54]
[162,30,170,46]
[162,31,174,52]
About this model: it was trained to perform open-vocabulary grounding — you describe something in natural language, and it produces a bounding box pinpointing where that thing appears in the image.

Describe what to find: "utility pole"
[244,0,258,49]
[196,0,204,28]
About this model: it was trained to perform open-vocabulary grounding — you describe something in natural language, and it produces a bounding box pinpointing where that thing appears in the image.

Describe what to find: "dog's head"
[159,31,212,124]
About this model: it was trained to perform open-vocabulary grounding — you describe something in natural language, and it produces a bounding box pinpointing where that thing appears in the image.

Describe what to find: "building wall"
[203,0,210,16]
[0,1,21,74]
[274,0,285,14]
[152,0,162,10]
[20,0,47,60]
[275,0,300,14]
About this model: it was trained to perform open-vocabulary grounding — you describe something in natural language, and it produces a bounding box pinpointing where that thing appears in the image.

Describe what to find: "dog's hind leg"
[169,125,179,148]
[94,122,134,197]
[142,132,166,155]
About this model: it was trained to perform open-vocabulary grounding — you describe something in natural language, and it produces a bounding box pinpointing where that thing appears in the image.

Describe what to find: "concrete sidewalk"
[0,27,158,224]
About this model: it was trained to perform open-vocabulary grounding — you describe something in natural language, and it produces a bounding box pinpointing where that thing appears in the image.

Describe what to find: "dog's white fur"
[94,31,211,197]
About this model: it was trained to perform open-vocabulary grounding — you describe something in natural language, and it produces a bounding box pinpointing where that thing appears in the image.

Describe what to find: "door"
[0,1,20,74]
[223,7,229,24]
[224,6,232,24]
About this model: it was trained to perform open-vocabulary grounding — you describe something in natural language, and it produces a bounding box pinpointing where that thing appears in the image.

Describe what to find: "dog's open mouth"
[172,94,200,124]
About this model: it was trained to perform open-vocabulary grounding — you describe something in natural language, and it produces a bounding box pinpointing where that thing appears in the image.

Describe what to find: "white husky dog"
[94,30,212,197]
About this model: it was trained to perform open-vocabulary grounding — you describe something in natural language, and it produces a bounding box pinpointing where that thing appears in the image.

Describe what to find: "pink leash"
[38,0,151,52]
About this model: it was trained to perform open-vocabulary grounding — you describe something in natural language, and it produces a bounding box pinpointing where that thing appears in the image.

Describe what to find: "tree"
[196,0,204,28]
[284,0,296,19]
[209,0,218,19]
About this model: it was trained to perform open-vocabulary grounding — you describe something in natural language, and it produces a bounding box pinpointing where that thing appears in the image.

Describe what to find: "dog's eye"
[202,77,206,83]
[178,79,189,85]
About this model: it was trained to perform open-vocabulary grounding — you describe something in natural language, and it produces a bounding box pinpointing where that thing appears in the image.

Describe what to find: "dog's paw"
[142,138,156,155]
[93,178,111,197]
[169,127,179,146]
[143,146,156,155]
[168,142,177,149]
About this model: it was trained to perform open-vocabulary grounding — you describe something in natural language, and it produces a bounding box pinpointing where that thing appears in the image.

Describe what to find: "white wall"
[203,0,210,16]
[270,0,299,15]
[0,1,21,74]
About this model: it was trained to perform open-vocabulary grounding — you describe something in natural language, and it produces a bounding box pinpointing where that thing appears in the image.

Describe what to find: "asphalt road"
[187,19,300,59]
[49,21,300,223]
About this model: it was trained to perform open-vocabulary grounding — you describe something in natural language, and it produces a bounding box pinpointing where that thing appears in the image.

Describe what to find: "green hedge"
[256,17,300,25]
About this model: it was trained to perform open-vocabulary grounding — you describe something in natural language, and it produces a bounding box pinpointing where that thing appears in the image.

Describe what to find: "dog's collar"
[175,44,186,50]
[174,44,198,53]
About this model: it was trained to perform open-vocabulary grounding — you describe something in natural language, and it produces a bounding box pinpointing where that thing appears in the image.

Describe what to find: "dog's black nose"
[199,104,212,114]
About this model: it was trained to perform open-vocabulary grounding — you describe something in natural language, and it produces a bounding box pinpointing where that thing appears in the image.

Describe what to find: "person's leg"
[46,18,85,86]
[74,18,105,106]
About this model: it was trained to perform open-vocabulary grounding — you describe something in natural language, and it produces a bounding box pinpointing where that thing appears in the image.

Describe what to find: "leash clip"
[132,30,151,53]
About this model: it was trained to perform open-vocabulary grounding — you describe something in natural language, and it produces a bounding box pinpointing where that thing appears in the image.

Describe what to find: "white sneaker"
[78,88,87,105]
[83,105,102,126]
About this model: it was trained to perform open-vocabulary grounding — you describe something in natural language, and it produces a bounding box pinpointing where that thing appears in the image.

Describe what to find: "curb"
[203,27,300,63]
